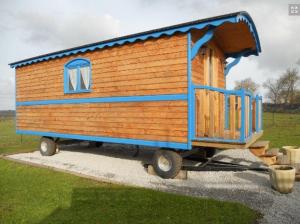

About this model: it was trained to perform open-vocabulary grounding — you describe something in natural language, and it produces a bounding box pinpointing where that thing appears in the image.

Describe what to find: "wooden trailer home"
[10,11,263,178]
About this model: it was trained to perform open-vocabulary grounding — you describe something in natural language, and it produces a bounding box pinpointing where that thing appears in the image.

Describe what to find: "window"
[64,58,91,93]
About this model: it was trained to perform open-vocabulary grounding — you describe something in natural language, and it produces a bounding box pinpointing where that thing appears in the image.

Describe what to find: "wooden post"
[229,95,236,139]
[219,93,225,138]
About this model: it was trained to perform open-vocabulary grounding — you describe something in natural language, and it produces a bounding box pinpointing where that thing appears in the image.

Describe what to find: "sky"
[0,0,300,110]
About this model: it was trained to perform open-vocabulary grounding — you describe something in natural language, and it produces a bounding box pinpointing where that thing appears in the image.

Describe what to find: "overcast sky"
[1,0,299,110]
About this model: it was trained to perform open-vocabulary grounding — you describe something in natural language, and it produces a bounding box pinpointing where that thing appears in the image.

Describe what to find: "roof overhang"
[9,11,261,68]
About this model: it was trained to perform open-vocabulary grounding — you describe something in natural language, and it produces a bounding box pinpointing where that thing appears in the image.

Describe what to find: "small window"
[64,58,91,93]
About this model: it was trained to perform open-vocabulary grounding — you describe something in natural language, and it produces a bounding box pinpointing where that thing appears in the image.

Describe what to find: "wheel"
[88,141,103,148]
[152,149,182,179]
[204,148,216,158]
[188,147,216,160]
[40,137,56,156]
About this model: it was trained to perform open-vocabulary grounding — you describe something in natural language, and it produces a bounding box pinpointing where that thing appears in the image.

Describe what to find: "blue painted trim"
[16,94,188,106]
[193,137,244,144]
[240,89,246,142]
[224,55,242,76]
[10,12,261,68]
[64,58,92,94]
[187,32,193,150]
[191,28,214,60]
[16,130,188,150]
[193,85,242,95]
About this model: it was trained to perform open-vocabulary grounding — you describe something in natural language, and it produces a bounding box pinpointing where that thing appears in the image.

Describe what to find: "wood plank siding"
[16,34,187,102]
[17,101,188,143]
[16,34,188,143]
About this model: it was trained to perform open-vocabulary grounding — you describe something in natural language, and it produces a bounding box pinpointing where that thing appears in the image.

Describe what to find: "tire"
[188,147,216,160]
[204,148,216,158]
[88,141,103,148]
[40,137,56,156]
[152,149,182,179]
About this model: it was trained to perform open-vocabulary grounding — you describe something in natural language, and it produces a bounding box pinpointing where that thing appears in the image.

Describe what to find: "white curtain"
[68,69,77,90]
[80,66,90,89]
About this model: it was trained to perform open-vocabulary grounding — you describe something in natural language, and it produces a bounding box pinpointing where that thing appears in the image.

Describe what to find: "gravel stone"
[7,144,300,224]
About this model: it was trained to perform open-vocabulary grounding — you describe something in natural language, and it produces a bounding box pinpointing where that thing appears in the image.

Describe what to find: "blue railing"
[192,84,262,144]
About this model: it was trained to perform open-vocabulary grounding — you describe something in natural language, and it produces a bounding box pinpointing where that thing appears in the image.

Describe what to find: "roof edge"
[9,11,261,68]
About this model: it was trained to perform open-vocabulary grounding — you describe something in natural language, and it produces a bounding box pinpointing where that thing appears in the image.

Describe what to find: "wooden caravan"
[10,11,263,178]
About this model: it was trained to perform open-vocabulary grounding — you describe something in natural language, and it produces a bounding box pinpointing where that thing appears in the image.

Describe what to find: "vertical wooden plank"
[204,89,209,137]
[245,96,249,137]
[252,100,256,132]
[237,97,241,130]
[219,93,225,138]
[229,95,236,139]
[208,90,214,137]
[214,91,219,137]
[199,89,205,137]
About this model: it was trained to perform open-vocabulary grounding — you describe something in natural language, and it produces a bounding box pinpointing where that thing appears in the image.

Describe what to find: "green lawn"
[0,118,38,155]
[0,159,259,224]
[262,112,300,148]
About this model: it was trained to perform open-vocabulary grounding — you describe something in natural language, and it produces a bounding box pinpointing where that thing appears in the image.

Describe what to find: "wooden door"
[203,47,218,87]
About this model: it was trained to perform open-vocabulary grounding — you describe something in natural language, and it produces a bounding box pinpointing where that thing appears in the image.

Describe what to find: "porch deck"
[192,131,263,149]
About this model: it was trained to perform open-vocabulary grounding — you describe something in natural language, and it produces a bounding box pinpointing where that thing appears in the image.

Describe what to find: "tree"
[279,68,300,104]
[263,78,286,125]
[263,78,286,105]
[234,78,259,94]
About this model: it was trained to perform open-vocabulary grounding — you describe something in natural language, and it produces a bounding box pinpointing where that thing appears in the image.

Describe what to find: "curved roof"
[10,11,261,68]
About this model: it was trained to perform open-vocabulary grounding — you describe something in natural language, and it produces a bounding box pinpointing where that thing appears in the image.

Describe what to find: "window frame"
[64,58,92,94]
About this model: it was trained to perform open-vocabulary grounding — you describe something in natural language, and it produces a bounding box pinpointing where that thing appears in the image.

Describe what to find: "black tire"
[204,148,216,158]
[188,147,216,160]
[88,141,103,148]
[40,137,56,156]
[152,149,182,179]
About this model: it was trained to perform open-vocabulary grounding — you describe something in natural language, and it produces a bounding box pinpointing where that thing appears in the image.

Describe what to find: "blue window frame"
[64,58,92,94]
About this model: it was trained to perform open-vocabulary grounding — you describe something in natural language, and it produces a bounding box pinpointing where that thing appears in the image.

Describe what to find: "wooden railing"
[193,85,262,143]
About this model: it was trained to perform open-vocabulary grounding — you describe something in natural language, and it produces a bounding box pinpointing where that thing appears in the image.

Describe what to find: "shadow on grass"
[38,187,259,224]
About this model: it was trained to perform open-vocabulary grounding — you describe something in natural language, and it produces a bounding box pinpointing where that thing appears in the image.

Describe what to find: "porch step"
[249,141,270,157]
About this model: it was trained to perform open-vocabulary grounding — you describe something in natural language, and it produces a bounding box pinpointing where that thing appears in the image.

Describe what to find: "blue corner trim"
[64,58,92,94]
[187,32,193,150]
[10,12,261,68]
[16,94,187,106]
[191,28,214,60]
[16,130,188,150]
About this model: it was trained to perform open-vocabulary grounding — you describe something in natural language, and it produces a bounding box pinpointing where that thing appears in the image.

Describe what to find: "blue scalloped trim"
[10,12,261,68]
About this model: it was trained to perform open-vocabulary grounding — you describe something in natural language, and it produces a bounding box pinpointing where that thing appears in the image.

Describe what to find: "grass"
[0,118,38,155]
[262,112,300,148]
[0,159,259,224]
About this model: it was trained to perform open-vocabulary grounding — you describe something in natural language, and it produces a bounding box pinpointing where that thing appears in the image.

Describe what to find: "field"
[262,112,300,148]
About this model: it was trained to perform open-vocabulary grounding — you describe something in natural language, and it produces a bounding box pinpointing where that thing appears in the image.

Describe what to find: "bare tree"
[279,68,300,104]
[234,78,259,94]
[263,78,286,125]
